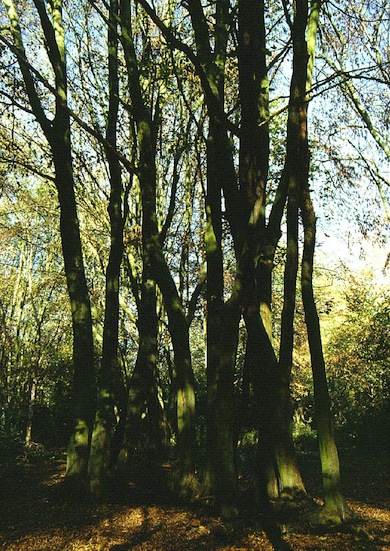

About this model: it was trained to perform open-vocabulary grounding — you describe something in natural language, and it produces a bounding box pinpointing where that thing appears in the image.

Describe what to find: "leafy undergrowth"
[0,446,388,550]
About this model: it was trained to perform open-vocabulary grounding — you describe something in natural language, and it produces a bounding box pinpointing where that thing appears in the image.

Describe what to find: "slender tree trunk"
[272,0,313,500]
[3,0,96,489]
[119,276,167,462]
[214,299,241,518]
[204,294,240,518]
[296,0,346,520]
[25,375,37,447]
[244,308,280,501]
[88,0,124,500]
[237,0,299,501]
[301,187,347,521]
[202,118,224,497]
[120,0,197,495]
[150,246,198,495]
[53,151,96,488]
[238,0,269,229]
[276,190,306,497]
[184,0,242,513]
[203,167,240,514]
[267,0,323,502]
[201,109,241,515]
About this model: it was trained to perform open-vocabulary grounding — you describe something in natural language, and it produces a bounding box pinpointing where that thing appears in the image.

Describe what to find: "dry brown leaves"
[0,451,389,551]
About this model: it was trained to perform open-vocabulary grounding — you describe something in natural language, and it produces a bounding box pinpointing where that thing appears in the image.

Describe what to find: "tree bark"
[53,138,96,489]
[149,243,198,495]
[3,0,96,489]
[119,275,167,462]
[88,0,124,499]
[25,375,37,447]
[120,0,197,495]
[273,0,312,499]
[300,186,347,521]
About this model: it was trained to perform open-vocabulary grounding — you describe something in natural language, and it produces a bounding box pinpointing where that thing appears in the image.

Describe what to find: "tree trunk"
[244,308,279,501]
[204,296,240,518]
[214,300,241,518]
[53,151,96,489]
[120,0,197,495]
[277,199,306,497]
[25,375,37,447]
[201,107,241,515]
[88,0,124,500]
[150,246,198,495]
[119,276,167,462]
[49,147,96,490]
[3,0,96,489]
[272,0,313,500]
[237,0,301,501]
[299,4,345,511]
[301,187,347,522]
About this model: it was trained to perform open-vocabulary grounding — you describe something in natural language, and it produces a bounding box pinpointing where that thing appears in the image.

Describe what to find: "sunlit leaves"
[325,271,389,437]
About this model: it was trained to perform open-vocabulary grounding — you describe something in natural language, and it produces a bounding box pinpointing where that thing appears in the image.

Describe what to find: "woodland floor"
[0,443,389,550]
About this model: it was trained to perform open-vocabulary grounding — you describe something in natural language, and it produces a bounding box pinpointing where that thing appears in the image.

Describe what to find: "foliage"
[0,179,73,445]
[325,273,390,444]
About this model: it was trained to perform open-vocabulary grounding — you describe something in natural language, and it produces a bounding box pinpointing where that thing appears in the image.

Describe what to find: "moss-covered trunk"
[119,273,167,469]
[53,145,96,488]
[213,301,241,519]
[88,0,124,499]
[237,0,304,501]
[3,0,97,488]
[120,0,197,494]
[301,186,347,521]
[148,242,198,495]
[276,199,306,497]
[272,0,315,500]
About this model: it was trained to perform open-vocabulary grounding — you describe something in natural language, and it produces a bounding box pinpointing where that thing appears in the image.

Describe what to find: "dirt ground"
[0,446,388,550]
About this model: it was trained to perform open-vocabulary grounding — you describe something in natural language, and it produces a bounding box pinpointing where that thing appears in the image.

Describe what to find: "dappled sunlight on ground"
[0,449,389,550]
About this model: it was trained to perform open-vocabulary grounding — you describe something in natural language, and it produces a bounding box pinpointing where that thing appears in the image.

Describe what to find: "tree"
[312,0,389,233]
[1,0,96,487]
[326,270,390,443]
[87,0,126,499]
[115,0,200,495]
[0,178,73,446]
[138,0,322,513]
